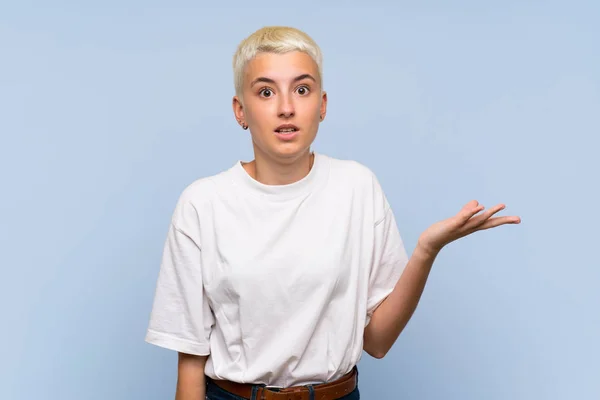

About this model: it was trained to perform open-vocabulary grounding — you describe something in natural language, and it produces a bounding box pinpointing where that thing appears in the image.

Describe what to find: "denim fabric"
[205,376,360,400]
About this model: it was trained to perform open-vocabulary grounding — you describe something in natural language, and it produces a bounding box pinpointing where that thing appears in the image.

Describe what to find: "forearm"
[175,376,205,400]
[175,353,208,400]
[363,244,438,358]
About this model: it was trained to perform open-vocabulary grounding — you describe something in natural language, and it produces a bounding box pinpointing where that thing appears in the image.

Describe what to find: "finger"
[459,200,484,222]
[464,203,506,229]
[474,215,521,231]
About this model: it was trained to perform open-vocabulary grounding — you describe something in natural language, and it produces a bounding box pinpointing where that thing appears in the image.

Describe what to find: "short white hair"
[232,26,323,100]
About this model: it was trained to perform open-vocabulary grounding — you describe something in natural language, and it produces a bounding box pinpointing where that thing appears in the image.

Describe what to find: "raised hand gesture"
[417,200,521,256]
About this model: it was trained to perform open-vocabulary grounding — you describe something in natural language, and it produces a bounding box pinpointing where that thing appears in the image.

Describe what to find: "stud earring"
[242,124,248,130]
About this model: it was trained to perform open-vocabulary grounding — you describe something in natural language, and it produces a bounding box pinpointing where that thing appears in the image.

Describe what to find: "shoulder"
[170,164,236,226]
[320,153,390,220]
[321,153,377,184]
[320,153,384,193]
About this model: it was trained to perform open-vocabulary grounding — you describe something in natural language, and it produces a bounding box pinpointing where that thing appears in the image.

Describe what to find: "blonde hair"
[232,26,323,100]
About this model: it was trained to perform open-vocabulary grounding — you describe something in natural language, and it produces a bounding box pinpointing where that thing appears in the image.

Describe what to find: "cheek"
[298,98,321,117]
[246,103,274,124]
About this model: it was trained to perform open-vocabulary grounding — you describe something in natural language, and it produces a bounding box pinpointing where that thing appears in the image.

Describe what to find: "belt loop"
[307,385,315,400]
[250,385,262,400]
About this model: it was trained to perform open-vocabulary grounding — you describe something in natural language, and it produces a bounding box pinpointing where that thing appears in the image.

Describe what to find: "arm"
[363,245,436,359]
[175,353,208,400]
[363,200,520,358]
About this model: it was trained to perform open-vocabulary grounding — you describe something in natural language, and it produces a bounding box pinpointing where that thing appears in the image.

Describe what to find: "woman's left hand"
[417,200,521,257]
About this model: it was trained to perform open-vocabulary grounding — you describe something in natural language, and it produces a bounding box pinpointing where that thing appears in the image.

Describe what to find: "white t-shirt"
[145,152,409,388]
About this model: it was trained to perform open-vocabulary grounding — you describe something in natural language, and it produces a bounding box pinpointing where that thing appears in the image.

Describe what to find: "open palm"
[418,200,521,256]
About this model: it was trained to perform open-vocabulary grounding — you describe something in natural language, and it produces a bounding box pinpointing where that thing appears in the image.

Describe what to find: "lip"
[274,124,300,141]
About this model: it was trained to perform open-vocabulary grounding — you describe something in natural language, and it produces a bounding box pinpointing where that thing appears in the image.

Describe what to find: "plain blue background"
[1,1,599,399]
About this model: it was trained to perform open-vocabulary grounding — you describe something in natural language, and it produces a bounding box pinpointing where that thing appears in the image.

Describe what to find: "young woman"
[145,26,521,400]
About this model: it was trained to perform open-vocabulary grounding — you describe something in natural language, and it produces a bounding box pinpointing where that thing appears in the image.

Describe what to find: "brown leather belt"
[210,367,358,400]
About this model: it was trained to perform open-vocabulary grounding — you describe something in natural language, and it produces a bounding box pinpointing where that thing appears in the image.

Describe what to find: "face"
[232,51,327,163]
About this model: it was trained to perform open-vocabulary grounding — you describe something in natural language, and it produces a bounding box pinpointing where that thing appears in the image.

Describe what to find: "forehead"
[243,51,319,85]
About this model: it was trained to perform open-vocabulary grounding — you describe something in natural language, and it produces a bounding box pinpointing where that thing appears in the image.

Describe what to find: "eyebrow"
[250,74,316,87]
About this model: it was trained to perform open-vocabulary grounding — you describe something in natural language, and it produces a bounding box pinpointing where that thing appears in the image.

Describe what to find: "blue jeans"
[205,372,360,400]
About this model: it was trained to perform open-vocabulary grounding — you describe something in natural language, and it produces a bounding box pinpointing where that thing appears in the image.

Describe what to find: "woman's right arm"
[175,353,208,400]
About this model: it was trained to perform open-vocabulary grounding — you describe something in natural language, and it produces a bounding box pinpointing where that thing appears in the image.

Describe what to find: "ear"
[232,95,246,128]
[319,91,328,122]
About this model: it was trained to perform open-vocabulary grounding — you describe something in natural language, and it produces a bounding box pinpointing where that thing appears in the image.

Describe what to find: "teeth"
[278,128,296,133]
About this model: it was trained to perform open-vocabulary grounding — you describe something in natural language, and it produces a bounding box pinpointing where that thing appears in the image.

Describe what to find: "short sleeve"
[365,181,409,326]
[145,213,214,355]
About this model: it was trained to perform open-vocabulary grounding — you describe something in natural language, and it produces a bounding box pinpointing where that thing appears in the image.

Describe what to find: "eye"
[259,88,274,98]
[296,85,310,96]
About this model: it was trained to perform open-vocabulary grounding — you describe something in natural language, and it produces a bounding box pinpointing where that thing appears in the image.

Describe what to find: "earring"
[242,124,248,130]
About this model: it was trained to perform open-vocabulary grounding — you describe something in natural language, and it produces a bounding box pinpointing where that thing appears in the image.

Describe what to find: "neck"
[243,148,314,186]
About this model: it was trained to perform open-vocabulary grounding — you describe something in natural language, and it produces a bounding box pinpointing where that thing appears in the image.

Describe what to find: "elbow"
[363,325,390,359]
[366,348,388,359]
[363,339,389,359]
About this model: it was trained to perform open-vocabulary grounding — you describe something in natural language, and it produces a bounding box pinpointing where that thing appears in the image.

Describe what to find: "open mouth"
[275,125,299,134]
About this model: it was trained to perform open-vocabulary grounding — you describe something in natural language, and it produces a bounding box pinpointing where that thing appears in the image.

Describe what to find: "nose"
[277,93,295,118]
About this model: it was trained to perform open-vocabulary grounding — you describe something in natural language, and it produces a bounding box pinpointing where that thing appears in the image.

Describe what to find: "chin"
[268,143,313,162]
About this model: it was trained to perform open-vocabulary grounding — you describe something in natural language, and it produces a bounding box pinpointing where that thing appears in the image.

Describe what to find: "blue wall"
[1,2,598,399]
